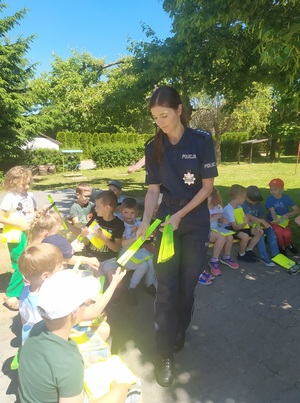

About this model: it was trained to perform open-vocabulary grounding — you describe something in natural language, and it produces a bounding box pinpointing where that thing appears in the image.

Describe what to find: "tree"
[0,2,36,163]
[162,0,300,105]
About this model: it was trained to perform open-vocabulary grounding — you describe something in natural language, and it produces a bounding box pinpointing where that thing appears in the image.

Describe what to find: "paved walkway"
[1,190,300,402]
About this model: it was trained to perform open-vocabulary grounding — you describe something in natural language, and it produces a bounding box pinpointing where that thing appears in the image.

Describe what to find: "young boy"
[18,243,125,356]
[242,185,278,267]
[87,190,125,284]
[120,197,157,305]
[69,182,94,226]
[18,269,132,403]
[223,184,263,263]
[266,178,300,255]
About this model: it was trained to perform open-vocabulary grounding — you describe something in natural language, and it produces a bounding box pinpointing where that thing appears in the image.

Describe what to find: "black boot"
[155,356,174,387]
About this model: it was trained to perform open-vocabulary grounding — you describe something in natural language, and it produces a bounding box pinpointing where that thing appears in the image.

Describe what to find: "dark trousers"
[153,221,209,357]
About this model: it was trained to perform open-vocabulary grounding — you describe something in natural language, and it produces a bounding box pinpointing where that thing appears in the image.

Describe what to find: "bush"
[22,149,79,173]
[91,144,144,168]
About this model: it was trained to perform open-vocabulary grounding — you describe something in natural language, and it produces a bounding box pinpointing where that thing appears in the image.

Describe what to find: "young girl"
[0,166,37,310]
[27,207,100,271]
[208,187,239,276]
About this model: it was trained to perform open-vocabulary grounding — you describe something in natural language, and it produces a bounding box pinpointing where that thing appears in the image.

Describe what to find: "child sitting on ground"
[0,166,37,311]
[69,182,94,226]
[18,269,140,403]
[120,197,157,305]
[242,185,279,267]
[223,184,263,263]
[207,187,239,277]
[18,243,126,367]
[266,178,300,256]
[27,207,100,271]
[85,190,125,287]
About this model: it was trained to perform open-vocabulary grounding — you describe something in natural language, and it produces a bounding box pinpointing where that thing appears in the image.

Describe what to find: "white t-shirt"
[222,202,238,225]
[19,286,42,344]
[0,191,37,223]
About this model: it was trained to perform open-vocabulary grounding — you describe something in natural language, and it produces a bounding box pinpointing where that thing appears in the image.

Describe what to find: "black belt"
[162,195,190,206]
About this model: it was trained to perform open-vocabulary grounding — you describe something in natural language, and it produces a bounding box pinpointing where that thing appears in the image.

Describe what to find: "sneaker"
[198,274,212,285]
[237,253,256,263]
[288,262,300,275]
[260,258,276,267]
[287,244,299,254]
[245,250,259,260]
[126,288,137,305]
[220,256,240,269]
[201,270,215,281]
[279,247,287,256]
[209,260,222,276]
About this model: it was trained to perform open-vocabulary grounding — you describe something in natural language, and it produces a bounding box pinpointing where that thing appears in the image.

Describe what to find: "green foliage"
[57,131,151,158]
[21,148,82,173]
[221,132,249,161]
[91,144,145,168]
[0,2,36,161]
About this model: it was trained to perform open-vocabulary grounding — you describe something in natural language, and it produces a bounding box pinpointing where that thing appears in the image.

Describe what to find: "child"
[266,178,300,255]
[86,190,125,285]
[28,208,100,271]
[0,166,37,310]
[207,187,239,276]
[18,269,138,403]
[223,184,263,263]
[108,179,124,217]
[69,182,94,226]
[18,243,126,359]
[120,197,157,305]
[242,185,278,266]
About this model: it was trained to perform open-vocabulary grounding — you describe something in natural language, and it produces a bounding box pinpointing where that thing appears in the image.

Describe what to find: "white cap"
[37,269,100,320]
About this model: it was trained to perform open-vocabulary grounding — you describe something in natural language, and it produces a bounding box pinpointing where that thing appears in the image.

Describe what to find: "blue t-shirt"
[265,194,295,221]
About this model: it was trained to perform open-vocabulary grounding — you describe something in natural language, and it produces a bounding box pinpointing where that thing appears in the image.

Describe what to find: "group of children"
[0,165,299,400]
[199,178,300,285]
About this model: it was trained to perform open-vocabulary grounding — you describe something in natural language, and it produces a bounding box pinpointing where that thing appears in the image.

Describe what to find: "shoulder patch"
[193,129,212,137]
[145,136,155,146]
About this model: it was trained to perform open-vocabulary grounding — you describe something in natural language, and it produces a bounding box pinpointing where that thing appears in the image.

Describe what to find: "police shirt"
[145,127,218,205]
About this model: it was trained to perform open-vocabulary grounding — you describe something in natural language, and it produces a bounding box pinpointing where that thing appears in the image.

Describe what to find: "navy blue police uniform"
[145,127,218,357]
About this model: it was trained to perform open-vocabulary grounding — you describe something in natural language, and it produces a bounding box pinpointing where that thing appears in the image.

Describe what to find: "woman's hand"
[136,221,149,240]
[161,212,181,231]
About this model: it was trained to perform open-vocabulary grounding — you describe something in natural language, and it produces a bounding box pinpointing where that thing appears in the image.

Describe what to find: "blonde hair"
[19,243,63,281]
[229,184,246,200]
[210,187,223,207]
[3,166,32,191]
[27,208,62,244]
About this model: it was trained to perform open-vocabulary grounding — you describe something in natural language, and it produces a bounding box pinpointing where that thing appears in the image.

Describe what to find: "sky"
[5,0,173,75]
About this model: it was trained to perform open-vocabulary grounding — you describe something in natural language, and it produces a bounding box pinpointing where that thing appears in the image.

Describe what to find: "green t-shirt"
[18,321,84,403]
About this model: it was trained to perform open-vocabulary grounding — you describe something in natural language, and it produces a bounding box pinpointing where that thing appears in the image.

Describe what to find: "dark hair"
[121,197,139,210]
[95,190,117,209]
[149,86,189,163]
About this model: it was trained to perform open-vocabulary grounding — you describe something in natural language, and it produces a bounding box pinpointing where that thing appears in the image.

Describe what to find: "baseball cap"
[108,180,122,190]
[269,178,284,189]
[246,186,263,202]
[37,269,100,320]
[42,234,73,260]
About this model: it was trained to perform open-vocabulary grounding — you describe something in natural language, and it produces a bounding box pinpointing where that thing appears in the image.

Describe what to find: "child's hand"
[71,239,84,253]
[86,257,100,271]
[130,226,138,234]
[94,228,107,241]
[81,227,89,238]
[261,220,271,229]
[111,266,126,287]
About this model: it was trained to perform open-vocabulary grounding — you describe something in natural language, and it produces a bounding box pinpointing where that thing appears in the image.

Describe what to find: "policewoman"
[137,86,218,387]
